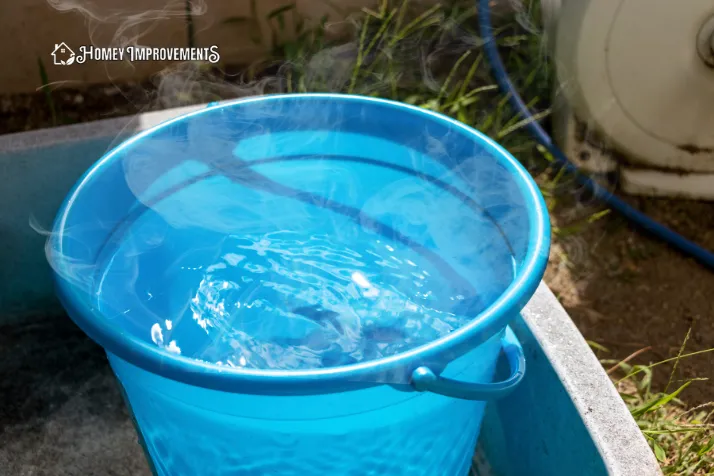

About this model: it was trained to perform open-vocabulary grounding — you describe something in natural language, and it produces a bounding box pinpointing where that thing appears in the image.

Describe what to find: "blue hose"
[477,0,714,270]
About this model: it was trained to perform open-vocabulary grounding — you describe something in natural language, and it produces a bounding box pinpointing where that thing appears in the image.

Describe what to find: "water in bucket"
[94,128,517,370]
[49,94,549,475]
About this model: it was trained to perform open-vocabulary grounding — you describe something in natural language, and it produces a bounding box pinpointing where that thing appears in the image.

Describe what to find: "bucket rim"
[51,93,551,393]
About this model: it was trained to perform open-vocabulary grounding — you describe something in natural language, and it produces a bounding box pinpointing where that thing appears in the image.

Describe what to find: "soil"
[545,194,714,405]
[0,80,156,135]
[2,80,713,405]
[0,63,260,135]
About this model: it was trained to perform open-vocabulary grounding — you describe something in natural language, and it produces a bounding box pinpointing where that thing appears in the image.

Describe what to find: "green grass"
[185,0,196,48]
[37,57,58,127]
[223,0,329,83]
[598,335,714,474]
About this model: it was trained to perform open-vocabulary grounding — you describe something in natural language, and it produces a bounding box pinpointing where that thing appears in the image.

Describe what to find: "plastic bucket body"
[107,333,503,476]
[49,94,550,475]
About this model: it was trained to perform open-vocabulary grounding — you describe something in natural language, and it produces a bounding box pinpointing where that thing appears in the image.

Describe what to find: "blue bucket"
[49,94,550,475]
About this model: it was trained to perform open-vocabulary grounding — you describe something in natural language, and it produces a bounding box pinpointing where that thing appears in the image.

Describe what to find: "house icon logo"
[52,42,76,65]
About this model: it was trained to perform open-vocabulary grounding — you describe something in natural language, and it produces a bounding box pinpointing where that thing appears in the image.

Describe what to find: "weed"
[185,0,196,48]
[36,57,58,127]
[224,1,330,86]
[602,331,714,473]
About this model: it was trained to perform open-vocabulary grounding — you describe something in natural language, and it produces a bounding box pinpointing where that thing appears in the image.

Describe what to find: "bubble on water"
[151,323,164,346]
[150,322,180,354]
[165,320,172,330]
[192,309,212,332]
[166,341,181,354]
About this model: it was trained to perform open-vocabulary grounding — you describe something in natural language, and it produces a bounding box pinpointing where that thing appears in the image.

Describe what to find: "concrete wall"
[0,104,205,317]
[0,0,375,94]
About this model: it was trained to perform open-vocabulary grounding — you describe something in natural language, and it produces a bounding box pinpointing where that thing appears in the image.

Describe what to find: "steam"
[46,0,207,51]
[40,0,563,371]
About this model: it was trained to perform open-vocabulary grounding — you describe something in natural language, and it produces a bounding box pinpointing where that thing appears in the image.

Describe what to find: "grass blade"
[364,8,397,59]
[267,3,296,20]
[666,326,692,393]
[456,53,483,100]
[393,0,410,33]
[653,441,666,462]
[223,16,252,24]
[606,346,652,375]
[437,50,471,105]
[37,57,57,126]
[185,0,195,48]
[587,209,611,223]
[697,436,714,456]
[631,381,692,418]
[496,108,551,139]
[391,3,441,45]
[618,348,714,384]
[348,15,371,94]
[587,340,610,353]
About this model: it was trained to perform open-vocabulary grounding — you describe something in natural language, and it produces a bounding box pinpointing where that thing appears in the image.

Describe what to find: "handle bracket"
[410,326,525,401]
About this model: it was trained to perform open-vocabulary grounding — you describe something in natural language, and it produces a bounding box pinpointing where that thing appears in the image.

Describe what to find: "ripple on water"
[141,230,482,370]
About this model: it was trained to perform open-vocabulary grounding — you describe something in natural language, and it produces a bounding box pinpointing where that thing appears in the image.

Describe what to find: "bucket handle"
[410,326,525,401]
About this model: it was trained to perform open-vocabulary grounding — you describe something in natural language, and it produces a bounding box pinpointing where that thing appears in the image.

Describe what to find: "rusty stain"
[611,150,713,176]
[621,163,707,177]
[677,143,714,154]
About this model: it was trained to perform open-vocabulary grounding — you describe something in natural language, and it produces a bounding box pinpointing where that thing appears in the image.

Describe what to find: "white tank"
[544,0,714,200]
